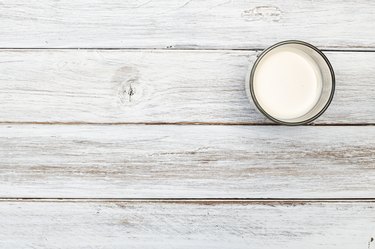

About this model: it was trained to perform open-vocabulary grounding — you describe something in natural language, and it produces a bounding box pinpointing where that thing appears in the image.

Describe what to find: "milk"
[253,47,322,120]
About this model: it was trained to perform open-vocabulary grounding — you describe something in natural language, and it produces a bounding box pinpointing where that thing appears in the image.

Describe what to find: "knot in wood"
[242,6,282,22]
[113,66,143,106]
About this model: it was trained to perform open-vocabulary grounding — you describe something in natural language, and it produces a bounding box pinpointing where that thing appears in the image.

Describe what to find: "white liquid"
[253,47,322,120]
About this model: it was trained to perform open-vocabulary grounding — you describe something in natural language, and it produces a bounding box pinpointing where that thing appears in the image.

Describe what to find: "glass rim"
[247,40,336,125]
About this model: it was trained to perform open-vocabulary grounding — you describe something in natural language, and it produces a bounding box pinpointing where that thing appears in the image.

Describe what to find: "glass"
[246,40,335,125]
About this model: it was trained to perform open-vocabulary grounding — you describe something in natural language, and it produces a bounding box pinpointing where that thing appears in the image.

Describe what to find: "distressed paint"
[0,50,374,124]
[0,0,374,49]
[0,1,374,247]
[0,201,374,249]
[0,125,374,198]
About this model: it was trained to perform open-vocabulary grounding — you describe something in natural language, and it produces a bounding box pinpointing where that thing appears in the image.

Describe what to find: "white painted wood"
[1,1,373,245]
[0,50,374,124]
[0,1,375,49]
[0,200,374,249]
[1,125,374,198]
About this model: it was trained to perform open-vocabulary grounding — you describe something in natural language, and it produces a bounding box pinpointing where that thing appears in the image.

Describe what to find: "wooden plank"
[0,50,374,124]
[1,124,374,198]
[0,1,375,49]
[0,200,374,249]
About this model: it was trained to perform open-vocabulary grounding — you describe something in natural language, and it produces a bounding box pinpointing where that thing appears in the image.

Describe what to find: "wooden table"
[0,1,374,248]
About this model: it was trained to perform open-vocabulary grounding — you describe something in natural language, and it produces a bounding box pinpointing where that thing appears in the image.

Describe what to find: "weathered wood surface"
[1,125,374,198]
[0,200,374,249]
[0,1,375,49]
[0,50,374,124]
[1,1,374,246]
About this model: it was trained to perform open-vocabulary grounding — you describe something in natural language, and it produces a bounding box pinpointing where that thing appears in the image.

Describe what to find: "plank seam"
[0,122,373,126]
[0,48,375,53]
[1,198,375,203]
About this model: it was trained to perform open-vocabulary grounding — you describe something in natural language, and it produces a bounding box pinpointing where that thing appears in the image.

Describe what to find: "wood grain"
[0,0,375,49]
[0,50,374,124]
[1,124,374,198]
[1,1,373,246]
[0,200,374,249]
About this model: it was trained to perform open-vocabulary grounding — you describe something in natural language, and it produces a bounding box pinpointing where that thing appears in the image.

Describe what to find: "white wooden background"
[0,1,374,248]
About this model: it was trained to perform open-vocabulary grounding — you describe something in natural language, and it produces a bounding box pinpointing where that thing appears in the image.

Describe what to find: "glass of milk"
[246,40,335,125]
